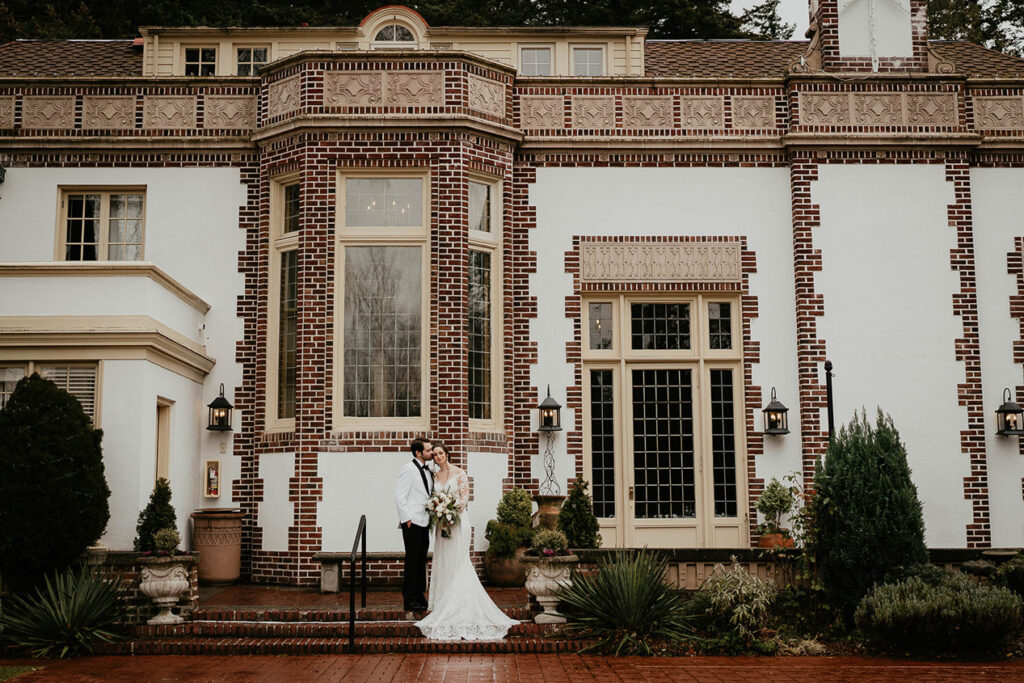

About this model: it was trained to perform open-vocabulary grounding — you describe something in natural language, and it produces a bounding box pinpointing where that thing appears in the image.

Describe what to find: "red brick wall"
[813,0,929,73]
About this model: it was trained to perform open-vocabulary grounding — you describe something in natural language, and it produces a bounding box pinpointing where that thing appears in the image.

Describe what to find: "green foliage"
[0,374,109,590]
[495,488,533,528]
[813,409,927,622]
[557,480,602,549]
[756,477,795,534]
[927,0,1023,57]
[0,565,127,658]
[134,478,178,552]
[855,572,1023,654]
[530,529,568,556]
[556,549,694,655]
[993,554,1024,598]
[483,519,533,558]
[740,0,795,40]
[153,528,180,554]
[694,559,777,643]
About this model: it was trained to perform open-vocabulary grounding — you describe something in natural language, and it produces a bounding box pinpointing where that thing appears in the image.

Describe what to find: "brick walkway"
[3,654,1023,681]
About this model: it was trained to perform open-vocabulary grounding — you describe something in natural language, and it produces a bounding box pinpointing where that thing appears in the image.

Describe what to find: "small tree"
[814,409,927,621]
[558,479,602,549]
[0,374,109,589]
[135,478,178,552]
[485,488,534,558]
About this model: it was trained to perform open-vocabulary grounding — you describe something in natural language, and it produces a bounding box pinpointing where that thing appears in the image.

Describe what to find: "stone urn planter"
[191,508,245,585]
[532,495,566,531]
[521,554,579,624]
[137,556,192,625]
[756,532,795,549]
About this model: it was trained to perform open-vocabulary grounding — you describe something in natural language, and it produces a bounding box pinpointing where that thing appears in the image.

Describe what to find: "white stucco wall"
[259,452,295,551]
[972,168,1024,548]
[529,167,802,497]
[814,164,969,547]
[0,167,246,548]
[839,0,913,60]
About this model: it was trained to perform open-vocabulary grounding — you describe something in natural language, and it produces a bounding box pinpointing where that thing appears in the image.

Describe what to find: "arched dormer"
[360,5,429,50]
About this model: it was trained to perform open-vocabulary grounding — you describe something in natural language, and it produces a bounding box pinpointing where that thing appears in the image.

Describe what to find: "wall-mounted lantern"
[206,383,234,432]
[762,387,790,436]
[995,388,1024,436]
[538,385,562,432]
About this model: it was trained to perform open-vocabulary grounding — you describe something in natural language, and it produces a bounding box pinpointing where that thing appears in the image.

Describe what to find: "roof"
[644,39,1024,79]
[0,40,142,77]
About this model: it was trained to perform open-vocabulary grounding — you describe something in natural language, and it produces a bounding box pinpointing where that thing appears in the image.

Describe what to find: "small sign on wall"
[204,460,220,498]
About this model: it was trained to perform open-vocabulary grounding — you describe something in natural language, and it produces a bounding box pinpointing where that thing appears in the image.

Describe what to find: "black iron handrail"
[348,514,367,654]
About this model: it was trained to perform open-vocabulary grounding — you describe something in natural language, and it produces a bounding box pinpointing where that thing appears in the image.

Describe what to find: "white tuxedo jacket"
[395,459,434,527]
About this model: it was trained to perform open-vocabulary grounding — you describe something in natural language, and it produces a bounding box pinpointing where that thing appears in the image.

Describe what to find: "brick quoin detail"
[1009,236,1024,468]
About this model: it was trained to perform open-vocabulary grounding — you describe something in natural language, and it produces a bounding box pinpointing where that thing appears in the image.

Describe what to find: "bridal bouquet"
[426,491,461,538]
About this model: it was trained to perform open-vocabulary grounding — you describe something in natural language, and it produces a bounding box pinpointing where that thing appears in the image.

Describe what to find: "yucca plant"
[554,549,695,655]
[0,565,127,658]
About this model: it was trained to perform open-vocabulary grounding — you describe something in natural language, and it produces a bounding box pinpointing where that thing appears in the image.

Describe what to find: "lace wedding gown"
[415,469,518,640]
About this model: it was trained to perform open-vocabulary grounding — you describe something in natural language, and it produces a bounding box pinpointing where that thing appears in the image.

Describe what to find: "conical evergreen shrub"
[557,479,602,548]
[135,478,178,552]
[813,408,927,621]
[0,373,109,589]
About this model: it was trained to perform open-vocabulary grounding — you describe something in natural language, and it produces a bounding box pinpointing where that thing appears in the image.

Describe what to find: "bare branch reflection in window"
[343,246,421,418]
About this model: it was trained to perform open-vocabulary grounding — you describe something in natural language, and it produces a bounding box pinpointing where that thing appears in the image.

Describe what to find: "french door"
[582,295,747,548]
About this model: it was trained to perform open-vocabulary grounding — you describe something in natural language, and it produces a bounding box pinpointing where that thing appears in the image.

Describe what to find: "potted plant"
[135,479,194,625]
[483,488,535,587]
[557,479,602,550]
[521,529,578,623]
[756,477,797,548]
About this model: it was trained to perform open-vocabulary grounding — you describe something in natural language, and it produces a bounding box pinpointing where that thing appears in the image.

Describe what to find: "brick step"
[190,606,532,623]
[98,636,590,655]
[135,620,559,639]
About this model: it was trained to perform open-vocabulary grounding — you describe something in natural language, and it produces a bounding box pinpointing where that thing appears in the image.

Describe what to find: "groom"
[394,437,433,611]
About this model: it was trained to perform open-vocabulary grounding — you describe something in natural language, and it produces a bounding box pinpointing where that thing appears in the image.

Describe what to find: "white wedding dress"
[415,469,518,640]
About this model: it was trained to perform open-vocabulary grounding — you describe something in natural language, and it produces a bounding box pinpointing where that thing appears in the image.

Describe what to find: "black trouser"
[401,522,429,608]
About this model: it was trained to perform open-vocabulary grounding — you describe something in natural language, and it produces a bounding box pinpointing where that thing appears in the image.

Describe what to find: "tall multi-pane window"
[62,190,144,261]
[520,47,552,76]
[184,47,217,76]
[268,178,299,430]
[236,47,268,76]
[573,47,605,76]
[468,251,491,420]
[468,177,501,429]
[338,175,427,427]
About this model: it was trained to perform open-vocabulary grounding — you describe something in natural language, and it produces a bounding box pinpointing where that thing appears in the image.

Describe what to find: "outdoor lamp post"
[206,383,234,432]
[762,387,790,436]
[995,388,1024,436]
[535,385,565,525]
[538,385,562,433]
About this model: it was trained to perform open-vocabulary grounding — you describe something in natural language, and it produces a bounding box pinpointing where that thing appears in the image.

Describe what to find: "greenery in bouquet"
[426,490,460,538]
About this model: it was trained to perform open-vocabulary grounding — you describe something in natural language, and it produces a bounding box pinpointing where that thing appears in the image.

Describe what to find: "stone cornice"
[781,132,983,150]
[520,136,784,153]
[253,114,524,145]
[260,49,517,79]
[0,76,258,87]
[0,137,257,152]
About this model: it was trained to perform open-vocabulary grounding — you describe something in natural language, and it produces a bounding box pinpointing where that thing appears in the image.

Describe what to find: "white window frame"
[183,45,218,76]
[571,44,607,77]
[235,44,270,76]
[518,44,554,76]
[266,173,300,433]
[334,170,431,431]
[468,174,503,433]
[371,23,418,49]
[56,187,146,262]
[0,361,101,425]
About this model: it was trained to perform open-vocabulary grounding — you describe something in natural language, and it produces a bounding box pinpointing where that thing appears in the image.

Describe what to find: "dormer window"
[373,24,416,48]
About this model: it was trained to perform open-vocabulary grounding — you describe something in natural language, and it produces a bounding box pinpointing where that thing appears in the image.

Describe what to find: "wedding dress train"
[415,470,518,640]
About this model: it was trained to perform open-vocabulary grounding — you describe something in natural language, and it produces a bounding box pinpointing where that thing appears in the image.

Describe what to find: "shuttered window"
[0,363,98,421]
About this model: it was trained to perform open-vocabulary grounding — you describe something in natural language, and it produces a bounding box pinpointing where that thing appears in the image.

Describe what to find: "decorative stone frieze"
[385,71,444,106]
[800,93,851,125]
[571,96,614,128]
[21,96,74,129]
[143,96,197,129]
[521,96,563,129]
[680,96,724,128]
[267,75,301,117]
[973,96,1024,130]
[82,96,135,130]
[905,94,957,126]
[622,96,672,128]
[800,92,958,127]
[580,242,742,283]
[324,71,383,106]
[732,96,775,129]
[0,97,13,129]
[853,93,902,125]
[205,96,256,129]
[467,74,505,118]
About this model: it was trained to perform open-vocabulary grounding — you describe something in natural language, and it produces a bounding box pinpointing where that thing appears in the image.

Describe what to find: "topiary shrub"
[530,529,569,556]
[495,488,532,528]
[134,478,178,552]
[0,374,110,590]
[855,572,1023,654]
[484,488,534,559]
[756,478,795,535]
[813,409,927,621]
[557,479,602,549]
[153,528,181,554]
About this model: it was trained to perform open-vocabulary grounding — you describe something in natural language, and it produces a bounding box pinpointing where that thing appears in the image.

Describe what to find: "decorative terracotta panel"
[580,242,742,283]
[852,93,902,125]
[467,74,505,118]
[385,72,443,106]
[324,71,383,106]
[143,96,197,129]
[205,96,257,129]
[571,96,614,128]
[621,96,672,128]
[731,96,775,129]
[973,96,1024,130]
[905,93,957,126]
[0,97,13,129]
[521,96,563,129]
[82,96,135,130]
[21,96,75,129]
[267,76,301,117]
[800,93,850,125]
[680,96,724,128]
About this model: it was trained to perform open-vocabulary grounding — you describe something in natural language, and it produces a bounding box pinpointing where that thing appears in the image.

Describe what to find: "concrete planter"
[191,508,245,585]
[483,546,528,587]
[521,554,579,623]
[137,556,192,625]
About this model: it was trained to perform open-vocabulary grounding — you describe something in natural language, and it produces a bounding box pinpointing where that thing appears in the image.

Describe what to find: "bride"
[415,443,518,640]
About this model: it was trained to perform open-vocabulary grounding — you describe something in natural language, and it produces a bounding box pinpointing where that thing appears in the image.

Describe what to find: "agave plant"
[0,565,127,658]
[554,548,695,655]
